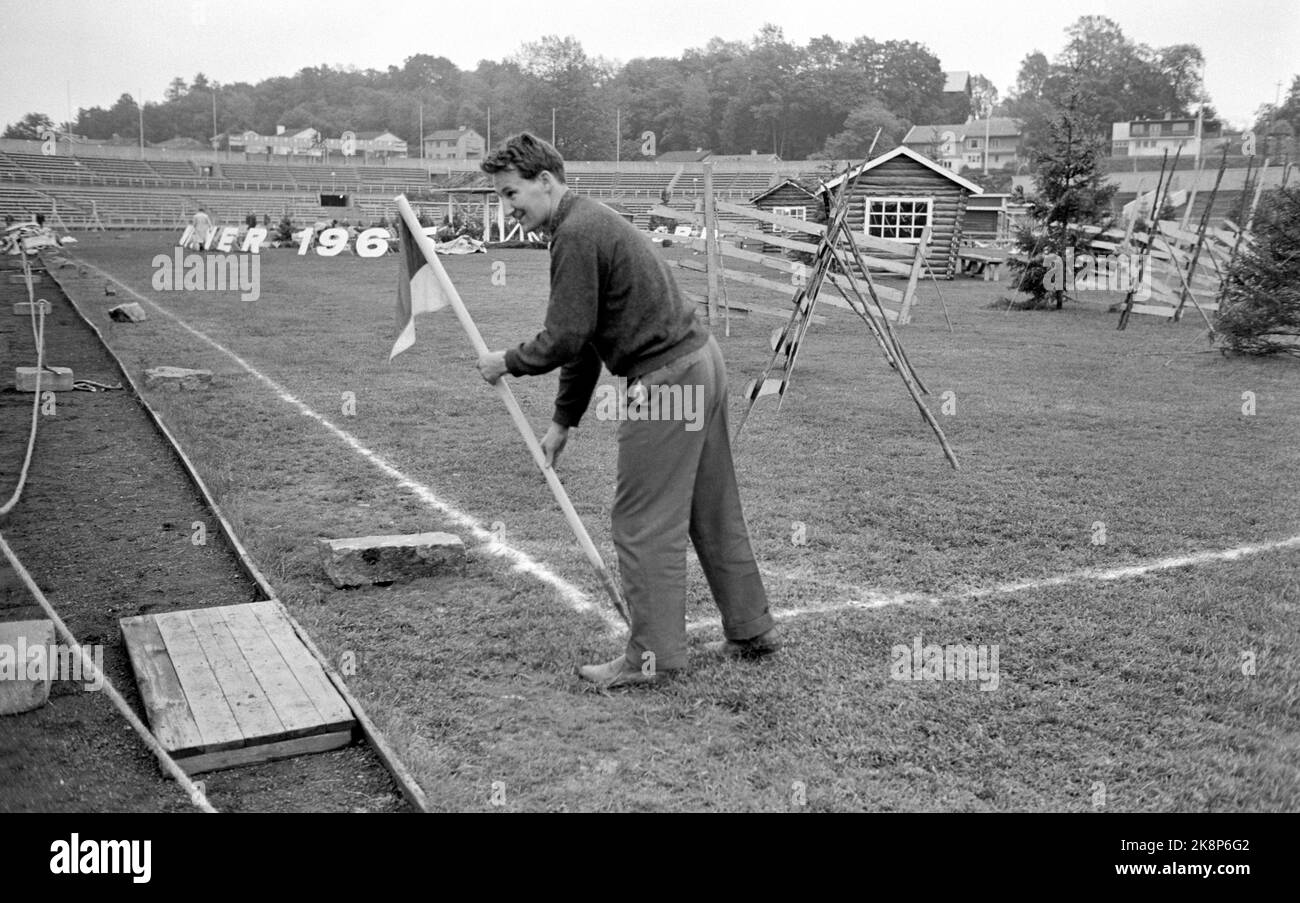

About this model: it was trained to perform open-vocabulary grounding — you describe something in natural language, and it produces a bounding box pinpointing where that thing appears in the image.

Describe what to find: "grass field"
[52,230,1300,811]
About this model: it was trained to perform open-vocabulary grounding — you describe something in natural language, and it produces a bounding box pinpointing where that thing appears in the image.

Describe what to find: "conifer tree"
[1215,186,1300,356]
[1010,89,1117,309]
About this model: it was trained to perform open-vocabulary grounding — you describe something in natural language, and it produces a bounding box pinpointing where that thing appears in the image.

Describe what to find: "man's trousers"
[612,335,773,671]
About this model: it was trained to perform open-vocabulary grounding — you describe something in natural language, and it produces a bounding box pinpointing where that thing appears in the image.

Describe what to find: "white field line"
[686,533,1300,633]
[74,260,625,635]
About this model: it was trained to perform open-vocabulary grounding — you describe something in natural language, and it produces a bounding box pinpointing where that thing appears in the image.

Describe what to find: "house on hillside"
[228,126,322,157]
[1111,115,1219,157]
[817,145,983,278]
[423,127,485,161]
[903,119,1025,172]
[324,130,409,160]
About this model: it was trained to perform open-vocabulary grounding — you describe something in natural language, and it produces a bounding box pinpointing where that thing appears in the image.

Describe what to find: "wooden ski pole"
[394,195,630,627]
[1173,146,1228,322]
[1120,149,1171,329]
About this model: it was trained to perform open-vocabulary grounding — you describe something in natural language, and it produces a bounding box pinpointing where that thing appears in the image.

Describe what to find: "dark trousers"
[612,335,773,671]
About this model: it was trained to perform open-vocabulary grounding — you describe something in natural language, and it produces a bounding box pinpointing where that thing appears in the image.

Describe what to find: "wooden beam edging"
[42,258,433,814]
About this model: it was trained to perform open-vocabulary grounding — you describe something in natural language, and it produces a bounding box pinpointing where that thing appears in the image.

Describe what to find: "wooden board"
[714,200,916,258]
[168,730,353,776]
[121,600,356,773]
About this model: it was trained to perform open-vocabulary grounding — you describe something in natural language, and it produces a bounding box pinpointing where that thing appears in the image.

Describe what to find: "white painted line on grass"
[73,261,625,635]
[707,533,1300,632]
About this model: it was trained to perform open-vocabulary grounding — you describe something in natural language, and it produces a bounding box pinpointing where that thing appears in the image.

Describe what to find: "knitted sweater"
[504,191,708,427]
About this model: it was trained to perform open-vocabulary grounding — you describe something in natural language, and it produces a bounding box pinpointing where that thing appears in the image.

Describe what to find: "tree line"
[6,17,1285,165]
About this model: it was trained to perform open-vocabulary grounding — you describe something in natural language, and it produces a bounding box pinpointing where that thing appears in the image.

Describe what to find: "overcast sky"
[1,0,1295,136]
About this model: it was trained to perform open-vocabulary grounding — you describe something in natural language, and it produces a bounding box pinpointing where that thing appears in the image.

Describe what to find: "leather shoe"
[706,626,782,660]
[578,654,672,689]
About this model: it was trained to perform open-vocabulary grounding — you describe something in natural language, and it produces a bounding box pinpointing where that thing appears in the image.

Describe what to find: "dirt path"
[0,255,408,812]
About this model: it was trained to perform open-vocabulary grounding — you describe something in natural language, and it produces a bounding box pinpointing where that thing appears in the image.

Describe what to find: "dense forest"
[5,17,1287,163]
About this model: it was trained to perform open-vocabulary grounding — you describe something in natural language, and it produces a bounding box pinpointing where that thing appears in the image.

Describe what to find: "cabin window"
[865,197,932,243]
[771,205,807,233]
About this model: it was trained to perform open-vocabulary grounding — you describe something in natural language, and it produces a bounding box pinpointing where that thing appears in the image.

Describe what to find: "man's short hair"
[481,132,566,183]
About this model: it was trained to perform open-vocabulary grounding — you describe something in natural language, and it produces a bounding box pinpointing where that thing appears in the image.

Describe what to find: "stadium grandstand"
[1,138,1256,234]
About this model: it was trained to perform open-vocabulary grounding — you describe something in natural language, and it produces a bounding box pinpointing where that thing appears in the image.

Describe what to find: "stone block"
[144,366,212,390]
[15,366,73,392]
[12,300,51,316]
[0,620,55,715]
[108,302,147,322]
[319,532,466,588]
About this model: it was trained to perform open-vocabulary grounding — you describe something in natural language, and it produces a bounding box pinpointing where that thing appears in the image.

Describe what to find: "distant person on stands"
[246,212,258,229]
[190,207,213,250]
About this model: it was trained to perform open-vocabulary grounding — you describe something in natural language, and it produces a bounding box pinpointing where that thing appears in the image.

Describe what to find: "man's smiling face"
[492,168,557,234]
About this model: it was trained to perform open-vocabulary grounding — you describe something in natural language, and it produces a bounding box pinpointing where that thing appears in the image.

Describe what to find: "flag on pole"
[389,215,450,360]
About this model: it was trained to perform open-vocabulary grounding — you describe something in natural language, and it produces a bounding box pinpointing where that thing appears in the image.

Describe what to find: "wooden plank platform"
[120,600,356,774]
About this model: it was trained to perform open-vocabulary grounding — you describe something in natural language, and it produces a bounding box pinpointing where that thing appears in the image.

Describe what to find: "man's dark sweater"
[504,191,709,427]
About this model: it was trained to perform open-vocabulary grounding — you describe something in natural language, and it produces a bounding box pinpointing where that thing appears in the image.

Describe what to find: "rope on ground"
[0,531,217,812]
[0,253,50,517]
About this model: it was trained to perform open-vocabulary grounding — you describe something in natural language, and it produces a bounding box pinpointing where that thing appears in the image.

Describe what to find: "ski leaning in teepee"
[734,159,960,470]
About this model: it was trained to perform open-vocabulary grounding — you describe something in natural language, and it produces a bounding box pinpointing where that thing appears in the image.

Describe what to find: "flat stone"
[0,620,55,715]
[108,302,147,322]
[12,300,51,316]
[144,366,212,390]
[318,532,466,588]
[15,366,73,392]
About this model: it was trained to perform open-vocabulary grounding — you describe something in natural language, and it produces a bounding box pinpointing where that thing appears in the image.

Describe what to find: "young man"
[476,133,779,689]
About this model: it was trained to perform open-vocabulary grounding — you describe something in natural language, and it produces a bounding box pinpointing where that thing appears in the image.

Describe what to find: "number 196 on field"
[294,227,391,258]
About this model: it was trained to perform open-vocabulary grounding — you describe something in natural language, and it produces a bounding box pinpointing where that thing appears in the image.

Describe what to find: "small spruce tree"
[1009,90,1116,309]
[1215,186,1300,356]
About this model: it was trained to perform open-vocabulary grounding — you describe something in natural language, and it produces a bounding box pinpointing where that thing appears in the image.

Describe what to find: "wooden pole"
[1173,146,1228,322]
[1119,149,1172,330]
[1246,158,1270,231]
[1180,154,1205,231]
[921,258,956,333]
[1219,154,1258,303]
[394,194,630,628]
[702,162,719,325]
[1155,233,1216,332]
